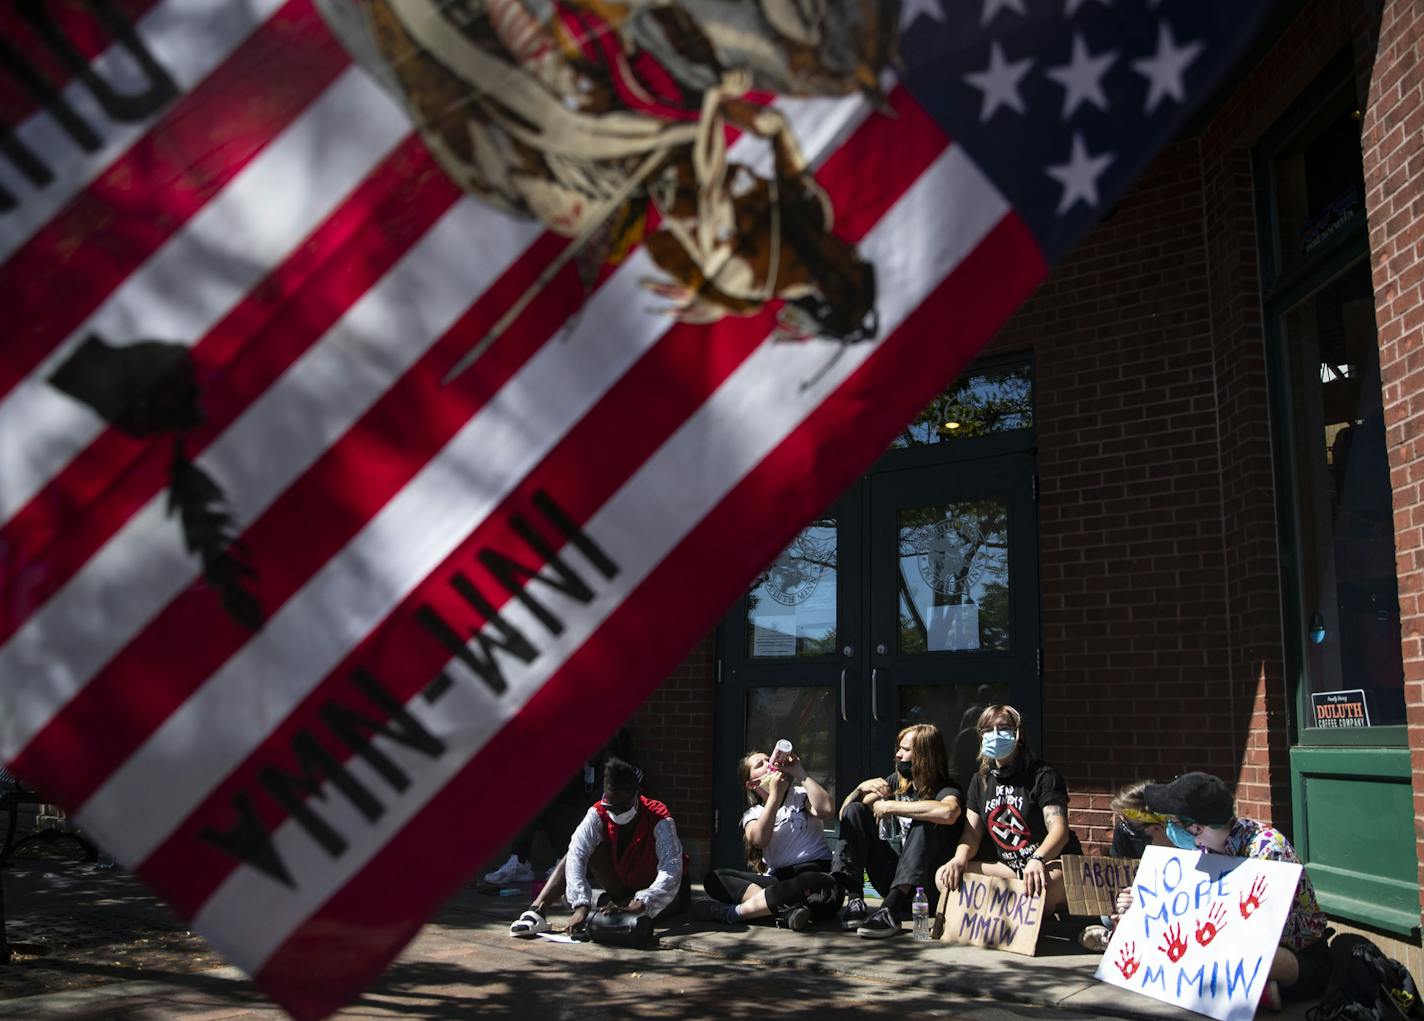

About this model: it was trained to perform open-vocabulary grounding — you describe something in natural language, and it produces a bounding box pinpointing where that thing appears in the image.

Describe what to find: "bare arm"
[800,776,835,819]
[782,755,834,818]
[874,793,962,826]
[936,807,983,893]
[744,772,789,850]
[955,808,984,863]
[839,776,891,817]
[1035,804,1070,860]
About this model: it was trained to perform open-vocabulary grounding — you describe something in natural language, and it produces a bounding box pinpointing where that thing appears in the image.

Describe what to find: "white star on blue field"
[896,0,1272,261]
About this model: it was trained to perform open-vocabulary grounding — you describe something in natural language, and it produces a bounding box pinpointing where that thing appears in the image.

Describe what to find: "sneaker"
[1259,979,1282,1012]
[839,896,868,931]
[1076,924,1111,952]
[484,855,534,886]
[776,905,811,932]
[856,905,902,939]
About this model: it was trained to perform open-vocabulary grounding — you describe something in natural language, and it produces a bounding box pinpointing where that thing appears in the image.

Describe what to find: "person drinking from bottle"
[509,758,688,937]
[695,744,843,931]
[935,705,1080,917]
[836,723,963,938]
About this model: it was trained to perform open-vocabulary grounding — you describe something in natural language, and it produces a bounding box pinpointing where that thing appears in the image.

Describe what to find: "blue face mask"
[980,729,1017,760]
[1165,820,1198,851]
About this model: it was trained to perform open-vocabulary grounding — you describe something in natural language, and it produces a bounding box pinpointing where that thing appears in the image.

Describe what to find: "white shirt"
[564,805,684,916]
[740,786,830,871]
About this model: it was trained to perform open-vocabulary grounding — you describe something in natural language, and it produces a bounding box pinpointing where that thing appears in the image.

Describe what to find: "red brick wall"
[1362,0,1424,920]
[992,136,1251,849]
[630,0,1419,893]
[992,0,1389,851]
[625,633,715,874]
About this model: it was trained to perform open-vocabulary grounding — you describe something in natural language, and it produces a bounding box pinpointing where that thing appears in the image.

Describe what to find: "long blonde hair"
[1111,779,1167,827]
[895,724,950,798]
[974,704,1037,776]
[737,752,768,874]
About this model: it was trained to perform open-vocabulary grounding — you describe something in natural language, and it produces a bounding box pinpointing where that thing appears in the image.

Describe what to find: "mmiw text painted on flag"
[199,489,617,889]
[0,0,175,213]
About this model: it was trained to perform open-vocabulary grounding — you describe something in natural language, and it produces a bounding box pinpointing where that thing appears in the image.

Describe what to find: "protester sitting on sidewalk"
[484,730,635,887]
[1109,779,1173,859]
[1113,772,1330,1010]
[696,746,842,932]
[935,704,1080,918]
[1076,778,1175,951]
[509,759,688,937]
[836,723,963,939]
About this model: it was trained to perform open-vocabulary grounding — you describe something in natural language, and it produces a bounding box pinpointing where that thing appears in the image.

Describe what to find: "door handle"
[871,668,881,722]
[840,669,848,722]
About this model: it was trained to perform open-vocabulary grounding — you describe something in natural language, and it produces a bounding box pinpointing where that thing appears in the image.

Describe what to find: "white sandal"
[510,909,549,938]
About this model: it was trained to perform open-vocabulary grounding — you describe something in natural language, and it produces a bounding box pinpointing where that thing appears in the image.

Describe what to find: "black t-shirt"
[882,772,962,843]
[966,760,1074,873]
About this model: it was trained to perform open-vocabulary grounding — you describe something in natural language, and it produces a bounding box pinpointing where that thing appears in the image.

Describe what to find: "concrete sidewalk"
[0,861,1316,1020]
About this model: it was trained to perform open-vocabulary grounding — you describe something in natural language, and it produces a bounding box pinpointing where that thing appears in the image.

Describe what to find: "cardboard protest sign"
[938,872,1044,956]
[1064,854,1139,916]
[1096,846,1302,1021]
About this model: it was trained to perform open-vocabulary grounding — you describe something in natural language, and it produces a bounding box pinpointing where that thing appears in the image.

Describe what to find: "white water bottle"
[912,886,931,941]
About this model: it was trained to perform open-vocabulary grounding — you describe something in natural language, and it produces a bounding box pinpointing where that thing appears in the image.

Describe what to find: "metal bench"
[0,767,95,866]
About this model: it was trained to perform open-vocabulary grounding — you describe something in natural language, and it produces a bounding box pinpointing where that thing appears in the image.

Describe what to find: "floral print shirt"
[1224,817,1327,950]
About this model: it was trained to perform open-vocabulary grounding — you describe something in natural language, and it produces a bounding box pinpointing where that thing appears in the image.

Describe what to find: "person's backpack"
[1308,936,1423,1021]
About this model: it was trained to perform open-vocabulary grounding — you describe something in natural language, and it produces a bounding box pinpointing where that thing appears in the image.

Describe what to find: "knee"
[841,801,873,826]
[702,869,731,903]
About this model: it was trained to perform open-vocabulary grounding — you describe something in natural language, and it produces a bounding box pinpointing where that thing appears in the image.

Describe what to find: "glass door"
[712,488,864,867]
[867,454,1040,792]
[713,357,1040,868]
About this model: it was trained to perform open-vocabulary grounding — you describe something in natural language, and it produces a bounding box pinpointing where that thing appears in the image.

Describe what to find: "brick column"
[626,633,716,876]
[1361,0,1424,922]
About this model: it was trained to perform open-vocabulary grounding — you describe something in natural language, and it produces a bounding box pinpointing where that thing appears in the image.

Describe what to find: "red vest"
[593,795,670,889]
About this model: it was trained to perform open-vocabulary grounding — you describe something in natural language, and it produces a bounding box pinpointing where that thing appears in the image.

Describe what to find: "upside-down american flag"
[0,0,1270,1016]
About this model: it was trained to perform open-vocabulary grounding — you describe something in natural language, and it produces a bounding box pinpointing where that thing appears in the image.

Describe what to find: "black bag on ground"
[587,910,654,949]
[1308,936,1423,1021]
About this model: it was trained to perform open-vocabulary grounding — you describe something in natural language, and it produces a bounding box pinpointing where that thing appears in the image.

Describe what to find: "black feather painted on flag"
[47,333,263,630]
[166,439,263,632]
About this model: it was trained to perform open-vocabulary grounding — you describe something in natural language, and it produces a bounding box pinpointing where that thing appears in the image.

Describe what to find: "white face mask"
[606,802,639,826]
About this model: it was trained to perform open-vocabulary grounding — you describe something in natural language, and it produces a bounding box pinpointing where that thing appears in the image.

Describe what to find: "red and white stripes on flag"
[0,2,1044,1018]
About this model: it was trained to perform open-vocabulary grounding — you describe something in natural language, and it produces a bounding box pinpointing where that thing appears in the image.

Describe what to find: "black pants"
[1282,936,1332,1002]
[703,859,844,922]
[837,802,960,905]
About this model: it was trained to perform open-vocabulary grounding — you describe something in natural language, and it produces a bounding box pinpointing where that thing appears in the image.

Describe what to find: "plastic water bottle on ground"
[912,886,931,941]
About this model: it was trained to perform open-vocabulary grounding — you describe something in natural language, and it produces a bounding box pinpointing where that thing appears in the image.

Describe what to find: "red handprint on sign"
[1159,923,1189,963]
[1239,875,1268,920]
[1116,941,1141,980]
[1194,903,1228,946]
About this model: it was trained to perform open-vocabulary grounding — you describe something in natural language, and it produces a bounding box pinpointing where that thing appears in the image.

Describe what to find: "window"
[1258,59,1405,740]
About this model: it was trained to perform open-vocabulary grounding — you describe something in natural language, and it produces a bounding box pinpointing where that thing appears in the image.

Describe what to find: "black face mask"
[895,761,914,780]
